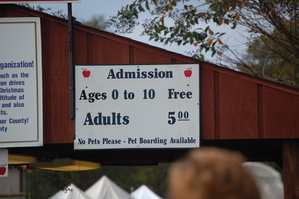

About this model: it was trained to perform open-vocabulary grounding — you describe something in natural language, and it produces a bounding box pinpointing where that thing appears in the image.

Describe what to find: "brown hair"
[168,147,260,199]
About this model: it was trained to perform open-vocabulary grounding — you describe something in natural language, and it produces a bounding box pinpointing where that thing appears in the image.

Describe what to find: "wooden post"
[283,140,299,199]
[68,3,75,120]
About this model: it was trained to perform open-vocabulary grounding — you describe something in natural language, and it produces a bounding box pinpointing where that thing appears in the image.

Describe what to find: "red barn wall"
[1,4,298,145]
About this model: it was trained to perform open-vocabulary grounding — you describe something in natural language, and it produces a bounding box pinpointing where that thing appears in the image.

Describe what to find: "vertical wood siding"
[1,5,298,144]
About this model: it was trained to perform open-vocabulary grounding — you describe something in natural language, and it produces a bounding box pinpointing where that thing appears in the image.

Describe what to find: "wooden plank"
[45,21,73,144]
[200,67,215,139]
[199,62,299,96]
[41,19,52,143]
[87,34,130,64]
[73,29,88,64]
[132,47,172,64]
[283,140,299,199]
[2,6,29,17]
[215,72,220,139]
[263,87,299,138]
[129,46,136,64]
[218,74,259,139]
[257,85,265,138]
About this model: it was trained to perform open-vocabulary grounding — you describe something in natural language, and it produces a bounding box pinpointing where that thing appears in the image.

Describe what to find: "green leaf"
[165,38,171,45]
[129,3,135,10]
[138,5,145,12]
[212,41,217,47]
[193,32,199,41]
[232,21,237,29]
[205,46,210,52]
[194,17,199,24]
[189,37,194,44]
[133,8,138,18]
[171,0,177,6]
[212,50,216,57]
[145,1,150,10]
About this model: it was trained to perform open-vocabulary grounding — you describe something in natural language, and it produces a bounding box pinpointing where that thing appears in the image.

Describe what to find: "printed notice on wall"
[75,64,200,149]
[0,18,43,147]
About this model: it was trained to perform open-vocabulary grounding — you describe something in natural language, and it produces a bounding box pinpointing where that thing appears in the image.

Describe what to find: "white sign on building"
[75,64,200,149]
[0,18,43,147]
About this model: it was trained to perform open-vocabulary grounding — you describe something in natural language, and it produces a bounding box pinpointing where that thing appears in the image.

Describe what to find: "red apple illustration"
[82,69,91,78]
[184,68,192,77]
[0,167,6,175]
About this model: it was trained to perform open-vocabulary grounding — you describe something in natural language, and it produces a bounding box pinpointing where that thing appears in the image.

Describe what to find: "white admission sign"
[0,18,43,147]
[75,64,200,149]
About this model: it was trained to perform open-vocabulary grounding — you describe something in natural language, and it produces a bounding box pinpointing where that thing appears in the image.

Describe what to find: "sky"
[27,0,248,64]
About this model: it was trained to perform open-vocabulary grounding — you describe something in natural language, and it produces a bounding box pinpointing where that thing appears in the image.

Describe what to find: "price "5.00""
[168,111,190,125]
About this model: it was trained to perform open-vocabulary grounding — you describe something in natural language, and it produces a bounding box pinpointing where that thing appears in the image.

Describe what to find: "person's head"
[167,147,261,199]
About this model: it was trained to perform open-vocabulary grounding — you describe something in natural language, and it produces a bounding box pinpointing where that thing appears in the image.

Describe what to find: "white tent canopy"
[85,175,130,199]
[130,185,162,199]
[243,162,284,199]
[49,183,92,199]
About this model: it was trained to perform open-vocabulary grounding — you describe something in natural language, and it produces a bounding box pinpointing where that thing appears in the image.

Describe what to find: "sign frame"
[0,18,43,148]
[74,64,200,150]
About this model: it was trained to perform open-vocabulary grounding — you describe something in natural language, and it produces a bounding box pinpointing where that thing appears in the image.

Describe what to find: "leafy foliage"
[81,15,107,30]
[237,29,299,87]
[108,0,299,87]
[107,0,238,59]
[233,0,299,87]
